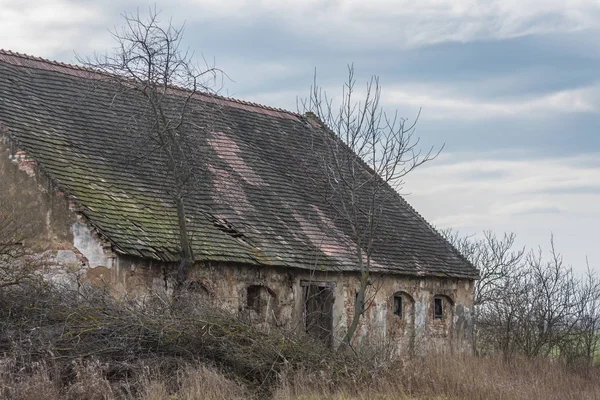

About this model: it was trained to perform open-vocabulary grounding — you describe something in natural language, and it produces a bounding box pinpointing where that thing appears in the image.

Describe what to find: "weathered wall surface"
[0,134,74,250]
[0,133,117,288]
[109,255,475,355]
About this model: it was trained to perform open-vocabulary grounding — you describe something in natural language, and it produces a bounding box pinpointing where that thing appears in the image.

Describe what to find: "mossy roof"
[0,50,478,279]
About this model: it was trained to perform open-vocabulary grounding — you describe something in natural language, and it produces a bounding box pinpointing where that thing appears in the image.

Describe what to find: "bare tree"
[301,65,441,350]
[569,263,600,366]
[448,230,600,364]
[443,230,525,353]
[78,8,222,287]
[444,230,525,309]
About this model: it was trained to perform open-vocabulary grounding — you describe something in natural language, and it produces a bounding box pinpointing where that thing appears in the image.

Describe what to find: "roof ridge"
[0,49,301,119]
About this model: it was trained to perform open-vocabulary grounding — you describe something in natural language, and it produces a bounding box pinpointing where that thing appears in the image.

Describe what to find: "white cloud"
[492,200,565,216]
[403,152,600,270]
[382,83,600,120]
[177,0,600,48]
[238,76,600,121]
[410,153,600,197]
[0,0,114,58]
[3,0,599,59]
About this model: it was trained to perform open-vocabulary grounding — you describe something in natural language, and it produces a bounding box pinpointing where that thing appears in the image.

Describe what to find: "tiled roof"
[0,50,478,279]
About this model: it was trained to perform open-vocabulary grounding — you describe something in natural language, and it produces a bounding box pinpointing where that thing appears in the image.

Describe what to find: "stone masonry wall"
[111,256,475,355]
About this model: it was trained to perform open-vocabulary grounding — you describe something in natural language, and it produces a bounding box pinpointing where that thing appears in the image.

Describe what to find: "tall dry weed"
[275,354,600,400]
[177,365,247,400]
[0,364,61,400]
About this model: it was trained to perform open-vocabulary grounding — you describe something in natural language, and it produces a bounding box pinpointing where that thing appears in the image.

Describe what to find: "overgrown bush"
[444,230,600,363]
[0,281,364,397]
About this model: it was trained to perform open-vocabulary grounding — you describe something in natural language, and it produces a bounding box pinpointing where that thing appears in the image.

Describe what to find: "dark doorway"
[302,281,335,344]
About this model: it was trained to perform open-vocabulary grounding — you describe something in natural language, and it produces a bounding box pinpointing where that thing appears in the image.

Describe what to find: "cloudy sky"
[1,0,599,271]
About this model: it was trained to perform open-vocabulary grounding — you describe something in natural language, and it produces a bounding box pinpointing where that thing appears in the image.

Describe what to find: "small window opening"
[394,294,403,318]
[247,285,262,313]
[433,297,444,320]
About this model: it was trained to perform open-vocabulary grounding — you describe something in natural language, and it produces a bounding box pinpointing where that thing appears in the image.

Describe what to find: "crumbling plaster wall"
[0,133,116,287]
[113,255,475,354]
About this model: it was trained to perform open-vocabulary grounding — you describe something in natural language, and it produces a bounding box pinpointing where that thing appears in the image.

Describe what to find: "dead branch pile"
[0,283,362,397]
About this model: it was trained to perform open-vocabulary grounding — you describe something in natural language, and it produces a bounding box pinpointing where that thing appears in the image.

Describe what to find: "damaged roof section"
[0,50,478,279]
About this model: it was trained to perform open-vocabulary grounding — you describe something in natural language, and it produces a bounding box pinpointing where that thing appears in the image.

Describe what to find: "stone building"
[0,50,478,353]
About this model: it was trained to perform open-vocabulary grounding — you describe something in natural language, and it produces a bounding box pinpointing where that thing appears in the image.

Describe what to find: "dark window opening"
[246,285,276,322]
[183,281,211,300]
[433,297,444,320]
[186,281,209,294]
[302,281,334,345]
[394,294,403,318]
[178,281,212,314]
[247,285,262,313]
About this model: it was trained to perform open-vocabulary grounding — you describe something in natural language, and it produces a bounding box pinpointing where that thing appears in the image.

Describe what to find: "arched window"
[432,295,454,321]
[246,285,276,317]
[178,281,212,314]
[186,281,211,297]
[392,291,414,320]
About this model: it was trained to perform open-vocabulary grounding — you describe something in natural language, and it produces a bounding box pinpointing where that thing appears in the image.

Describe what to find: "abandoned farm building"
[0,50,479,353]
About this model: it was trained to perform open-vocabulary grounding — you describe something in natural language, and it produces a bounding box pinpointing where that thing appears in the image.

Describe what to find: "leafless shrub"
[0,280,351,396]
[0,203,42,289]
[445,229,600,364]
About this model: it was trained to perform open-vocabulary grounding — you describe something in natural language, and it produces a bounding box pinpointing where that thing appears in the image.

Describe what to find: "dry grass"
[0,363,61,400]
[0,359,248,400]
[0,354,597,399]
[274,354,600,400]
[139,365,247,400]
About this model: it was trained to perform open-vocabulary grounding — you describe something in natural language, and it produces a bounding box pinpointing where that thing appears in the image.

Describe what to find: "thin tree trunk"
[175,196,193,287]
[339,270,369,352]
